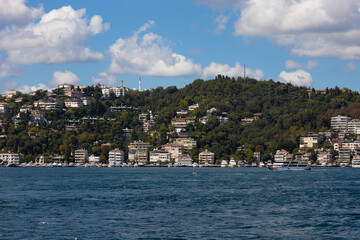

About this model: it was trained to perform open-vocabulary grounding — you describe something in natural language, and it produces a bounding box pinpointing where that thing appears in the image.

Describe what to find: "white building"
[102,86,130,98]
[199,149,215,165]
[149,149,171,163]
[65,99,84,108]
[0,152,24,165]
[108,148,125,166]
[331,115,351,132]
[88,155,100,164]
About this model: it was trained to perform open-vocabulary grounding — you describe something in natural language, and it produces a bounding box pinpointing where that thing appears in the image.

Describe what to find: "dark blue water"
[1,168,359,239]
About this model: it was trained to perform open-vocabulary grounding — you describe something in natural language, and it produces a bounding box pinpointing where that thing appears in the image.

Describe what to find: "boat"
[268,161,311,170]
[228,159,237,167]
[259,162,265,167]
[192,162,199,167]
[7,163,18,167]
[220,160,228,167]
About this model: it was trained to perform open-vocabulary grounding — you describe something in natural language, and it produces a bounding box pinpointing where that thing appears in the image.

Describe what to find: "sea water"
[0,167,359,239]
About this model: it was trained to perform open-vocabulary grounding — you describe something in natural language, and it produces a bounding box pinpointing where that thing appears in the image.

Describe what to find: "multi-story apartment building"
[102,86,130,98]
[299,132,323,148]
[33,99,61,111]
[317,152,332,165]
[174,138,197,151]
[65,99,84,108]
[161,143,183,161]
[198,149,215,165]
[0,152,24,165]
[108,149,125,166]
[177,154,193,166]
[75,149,88,164]
[128,140,151,163]
[338,148,351,163]
[149,149,171,163]
[331,115,351,132]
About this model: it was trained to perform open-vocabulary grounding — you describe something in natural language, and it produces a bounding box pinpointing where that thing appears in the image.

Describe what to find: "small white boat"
[192,162,199,167]
[220,160,228,167]
[259,162,265,167]
[228,159,236,167]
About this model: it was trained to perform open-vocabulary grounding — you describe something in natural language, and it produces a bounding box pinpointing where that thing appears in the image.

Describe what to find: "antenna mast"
[139,76,141,91]
[121,80,124,87]
[244,64,246,79]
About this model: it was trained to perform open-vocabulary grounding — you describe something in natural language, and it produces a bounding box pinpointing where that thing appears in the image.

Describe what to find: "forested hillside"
[1,75,359,162]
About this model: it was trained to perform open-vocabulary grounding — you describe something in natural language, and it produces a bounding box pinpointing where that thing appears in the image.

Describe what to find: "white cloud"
[51,70,80,86]
[17,83,49,93]
[108,21,202,77]
[233,0,360,60]
[0,5,109,66]
[202,62,264,80]
[0,0,43,25]
[343,61,357,73]
[278,69,313,87]
[92,72,117,86]
[214,15,230,33]
[285,60,320,70]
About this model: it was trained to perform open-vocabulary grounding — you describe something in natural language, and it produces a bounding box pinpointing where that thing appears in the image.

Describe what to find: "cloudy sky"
[0,0,360,93]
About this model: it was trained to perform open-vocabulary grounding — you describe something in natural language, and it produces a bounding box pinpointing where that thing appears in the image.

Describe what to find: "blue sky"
[0,0,359,93]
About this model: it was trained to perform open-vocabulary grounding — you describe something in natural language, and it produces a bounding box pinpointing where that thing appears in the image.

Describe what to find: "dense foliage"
[1,75,360,162]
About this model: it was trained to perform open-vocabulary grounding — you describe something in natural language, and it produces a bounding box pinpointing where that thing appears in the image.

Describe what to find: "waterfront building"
[162,143,183,161]
[338,148,351,164]
[177,154,193,166]
[88,155,100,164]
[294,151,311,162]
[174,137,197,151]
[254,152,261,164]
[199,149,215,165]
[128,140,151,163]
[0,152,24,165]
[108,149,125,166]
[149,149,171,163]
[75,149,88,164]
[317,152,332,165]
[274,149,289,161]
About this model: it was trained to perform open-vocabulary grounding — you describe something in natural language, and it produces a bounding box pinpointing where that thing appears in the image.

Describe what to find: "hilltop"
[0,75,359,163]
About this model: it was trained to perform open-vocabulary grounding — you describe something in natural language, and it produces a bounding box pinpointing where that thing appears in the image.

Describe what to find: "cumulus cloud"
[202,62,264,80]
[92,72,117,86]
[0,0,43,25]
[51,71,80,86]
[0,5,109,66]
[278,69,312,87]
[17,83,49,93]
[285,60,321,70]
[234,0,360,60]
[214,15,230,33]
[108,20,202,77]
